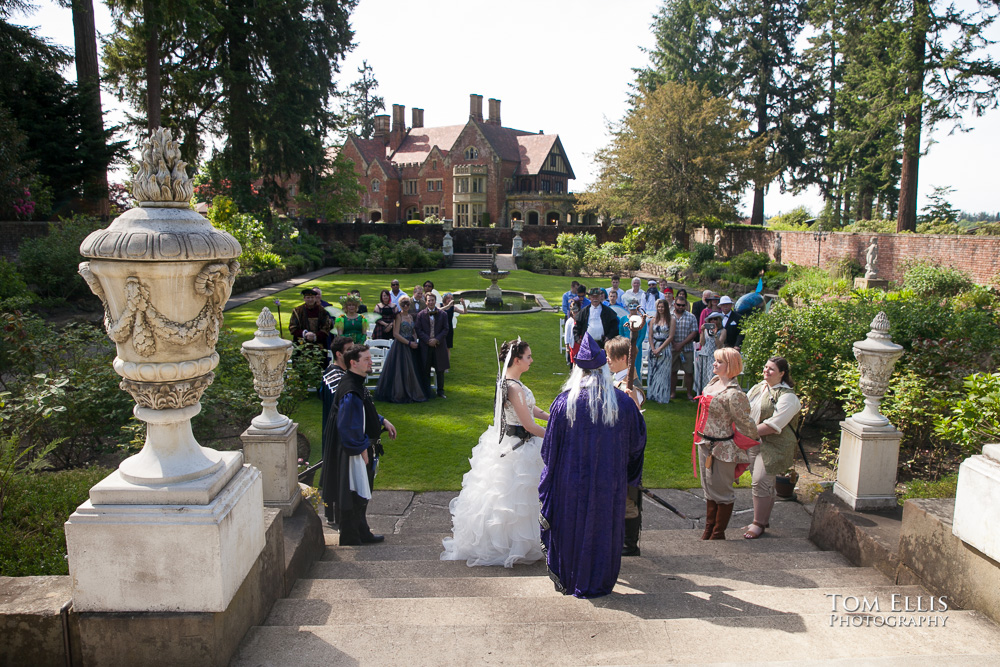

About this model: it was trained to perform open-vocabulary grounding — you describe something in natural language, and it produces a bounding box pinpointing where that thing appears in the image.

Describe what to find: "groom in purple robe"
[539,333,646,598]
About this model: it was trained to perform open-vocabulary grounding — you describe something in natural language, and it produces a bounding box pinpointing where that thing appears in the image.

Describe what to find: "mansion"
[340,94,579,227]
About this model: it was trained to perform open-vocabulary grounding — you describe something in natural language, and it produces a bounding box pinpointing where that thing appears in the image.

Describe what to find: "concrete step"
[231,610,1000,666]
[288,566,892,600]
[321,536,824,562]
[307,549,855,580]
[449,253,494,269]
[263,584,929,627]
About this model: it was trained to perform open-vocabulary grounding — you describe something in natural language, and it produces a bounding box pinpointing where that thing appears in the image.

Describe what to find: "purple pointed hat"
[574,333,607,369]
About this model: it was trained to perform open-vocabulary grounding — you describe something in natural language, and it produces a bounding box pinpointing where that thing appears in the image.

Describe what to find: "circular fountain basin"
[453,290,542,313]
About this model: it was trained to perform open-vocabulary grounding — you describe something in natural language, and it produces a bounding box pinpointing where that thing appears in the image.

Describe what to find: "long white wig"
[561,364,619,428]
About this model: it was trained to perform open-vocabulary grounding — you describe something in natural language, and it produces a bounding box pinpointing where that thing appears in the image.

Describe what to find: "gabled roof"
[348,136,399,178]
[391,125,465,162]
[476,121,534,162]
[515,134,576,179]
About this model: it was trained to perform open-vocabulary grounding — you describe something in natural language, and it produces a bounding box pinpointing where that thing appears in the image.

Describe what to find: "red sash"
[692,391,756,481]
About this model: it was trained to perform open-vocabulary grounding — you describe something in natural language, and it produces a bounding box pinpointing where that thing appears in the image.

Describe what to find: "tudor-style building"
[339,94,577,226]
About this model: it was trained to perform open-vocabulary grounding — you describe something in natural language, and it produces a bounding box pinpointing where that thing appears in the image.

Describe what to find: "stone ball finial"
[132,128,194,205]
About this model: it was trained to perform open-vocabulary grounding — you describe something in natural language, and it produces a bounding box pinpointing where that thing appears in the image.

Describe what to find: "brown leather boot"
[701,500,717,540]
[710,503,734,540]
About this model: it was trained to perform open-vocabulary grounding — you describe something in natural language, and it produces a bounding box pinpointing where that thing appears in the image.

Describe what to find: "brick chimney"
[373,114,390,144]
[412,108,424,129]
[390,103,406,151]
[488,98,501,125]
[469,94,483,122]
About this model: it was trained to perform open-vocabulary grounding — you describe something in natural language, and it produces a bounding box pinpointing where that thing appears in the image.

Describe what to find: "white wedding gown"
[441,379,544,567]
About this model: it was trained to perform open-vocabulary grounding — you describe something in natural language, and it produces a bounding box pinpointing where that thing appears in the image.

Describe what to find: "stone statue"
[774,233,782,264]
[865,237,879,278]
[713,229,721,250]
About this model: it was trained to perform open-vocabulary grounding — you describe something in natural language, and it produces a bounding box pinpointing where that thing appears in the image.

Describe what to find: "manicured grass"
[223,269,700,491]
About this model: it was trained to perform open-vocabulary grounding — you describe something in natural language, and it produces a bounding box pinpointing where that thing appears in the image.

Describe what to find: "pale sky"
[14,0,1000,217]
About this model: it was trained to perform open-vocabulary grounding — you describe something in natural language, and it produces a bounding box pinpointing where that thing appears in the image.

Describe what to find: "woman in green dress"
[335,294,368,344]
[743,356,801,539]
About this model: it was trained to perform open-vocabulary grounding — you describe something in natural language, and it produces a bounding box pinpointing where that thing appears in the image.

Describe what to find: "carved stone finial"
[132,128,194,205]
[851,311,904,427]
[255,307,279,338]
[868,311,891,340]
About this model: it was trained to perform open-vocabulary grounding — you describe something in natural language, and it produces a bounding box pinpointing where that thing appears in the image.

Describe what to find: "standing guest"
[646,299,675,404]
[319,336,355,525]
[440,293,467,356]
[624,277,646,311]
[289,288,332,370]
[374,297,429,403]
[388,280,407,310]
[313,287,332,308]
[605,335,644,557]
[618,293,647,383]
[561,280,581,317]
[718,295,744,349]
[411,285,425,314]
[694,311,725,397]
[335,294,368,344]
[692,289,713,322]
[659,279,673,303]
[607,290,620,308]
[744,357,801,539]
[323,344,398,545]
[372,289,396,340]
[608,275,626,303]
[698,292,720,329]
[415,292,450,398]
[564,300,582,364]
[670,297,699,400]
[645,279,661,307]
[694,348,759,540]
[540,333,646,598]
[675,288,688,303]
[422,280,443,304]
[350,289,368,314]
[574,287,619,348]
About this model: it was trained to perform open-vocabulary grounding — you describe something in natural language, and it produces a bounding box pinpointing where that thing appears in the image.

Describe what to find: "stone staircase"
[449,253,496,269]
[230,489,1000,665]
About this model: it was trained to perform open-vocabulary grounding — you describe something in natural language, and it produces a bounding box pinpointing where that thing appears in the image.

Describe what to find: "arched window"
[464,146,479,160]
[527,211,539,225]
[546,211,560,225]
[371,179,381,192]
[511,210,522,221]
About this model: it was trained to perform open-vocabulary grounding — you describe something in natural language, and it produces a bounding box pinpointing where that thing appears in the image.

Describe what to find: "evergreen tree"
[634,0,727,96]
[580,82,765,244]
[343,60,384,140]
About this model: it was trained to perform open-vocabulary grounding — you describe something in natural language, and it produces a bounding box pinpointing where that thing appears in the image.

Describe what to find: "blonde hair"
[604,336,631,363]
[714,347,743,377]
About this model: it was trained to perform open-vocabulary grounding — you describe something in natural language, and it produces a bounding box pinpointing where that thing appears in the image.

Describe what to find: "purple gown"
[539,387,646,598]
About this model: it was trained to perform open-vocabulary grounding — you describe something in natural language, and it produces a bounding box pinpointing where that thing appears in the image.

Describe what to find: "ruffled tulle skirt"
[441,426,544,568]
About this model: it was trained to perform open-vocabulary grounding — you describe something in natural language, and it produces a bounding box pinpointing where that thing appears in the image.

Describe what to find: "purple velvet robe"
[539,387,646,598]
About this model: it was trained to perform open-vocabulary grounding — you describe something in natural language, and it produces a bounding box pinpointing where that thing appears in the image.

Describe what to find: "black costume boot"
[338,504,362,546]
[358,497,384,544]
[622,517,641,557]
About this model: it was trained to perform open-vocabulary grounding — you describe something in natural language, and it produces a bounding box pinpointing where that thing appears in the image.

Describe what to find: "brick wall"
[302,221,626,254]
[692,227,1000,285]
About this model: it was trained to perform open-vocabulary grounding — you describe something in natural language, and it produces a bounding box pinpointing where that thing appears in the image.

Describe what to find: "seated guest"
[335,294,368,344]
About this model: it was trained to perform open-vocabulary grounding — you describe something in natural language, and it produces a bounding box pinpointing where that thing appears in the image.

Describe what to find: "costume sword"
[639,487,690,520]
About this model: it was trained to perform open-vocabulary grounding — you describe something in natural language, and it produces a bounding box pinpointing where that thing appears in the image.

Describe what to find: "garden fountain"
[454,243,541,313]
[480,243,508,306]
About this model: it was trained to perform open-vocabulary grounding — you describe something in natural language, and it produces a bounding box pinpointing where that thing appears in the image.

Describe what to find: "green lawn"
[223,269,700,491]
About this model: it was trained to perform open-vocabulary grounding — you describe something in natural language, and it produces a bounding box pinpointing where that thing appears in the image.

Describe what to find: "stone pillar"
[241,307,300,517]
[511,219,523,257]
[442,218,454,264]
[65,129,265,613]
[952,444,1000,562]
[833,312,904,510]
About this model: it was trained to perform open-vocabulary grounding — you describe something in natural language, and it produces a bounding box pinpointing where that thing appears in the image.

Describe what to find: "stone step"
[307,549,854,580]
[319,537,824,563]
[287,566,892,600]
[231,610,1000,666]
[262,584,929,627]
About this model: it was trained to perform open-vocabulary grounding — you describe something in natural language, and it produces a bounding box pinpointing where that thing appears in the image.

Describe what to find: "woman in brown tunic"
[693,347,759,539]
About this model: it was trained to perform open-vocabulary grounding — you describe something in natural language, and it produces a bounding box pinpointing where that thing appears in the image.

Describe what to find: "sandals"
[743,521,767,539]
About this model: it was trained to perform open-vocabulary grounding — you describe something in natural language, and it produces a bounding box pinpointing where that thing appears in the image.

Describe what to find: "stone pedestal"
[65,452,264,612]
[952,443,1000,562]
[854,277,889,290]
[833,417,903,510]
[241,421,301,517]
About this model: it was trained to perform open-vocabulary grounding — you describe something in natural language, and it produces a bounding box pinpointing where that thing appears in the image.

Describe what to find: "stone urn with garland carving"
[79,129,241,485]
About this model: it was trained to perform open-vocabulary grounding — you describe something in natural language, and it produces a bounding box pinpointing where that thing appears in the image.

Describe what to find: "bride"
[441,338,549,567]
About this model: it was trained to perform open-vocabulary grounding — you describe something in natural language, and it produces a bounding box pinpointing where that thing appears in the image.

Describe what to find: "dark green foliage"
[902,261,973,297]
[16,215,103,301]
[729,251,769,280]
[0,466,111,575]
[327,235,443,270]
[699,261,725,281]
[827,255,864,280]
[0,257,30,301]
[690,242,715,269]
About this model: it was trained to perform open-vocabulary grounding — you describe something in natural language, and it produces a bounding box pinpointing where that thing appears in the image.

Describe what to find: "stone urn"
[78,128,241,485]
[850,311,904,427]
